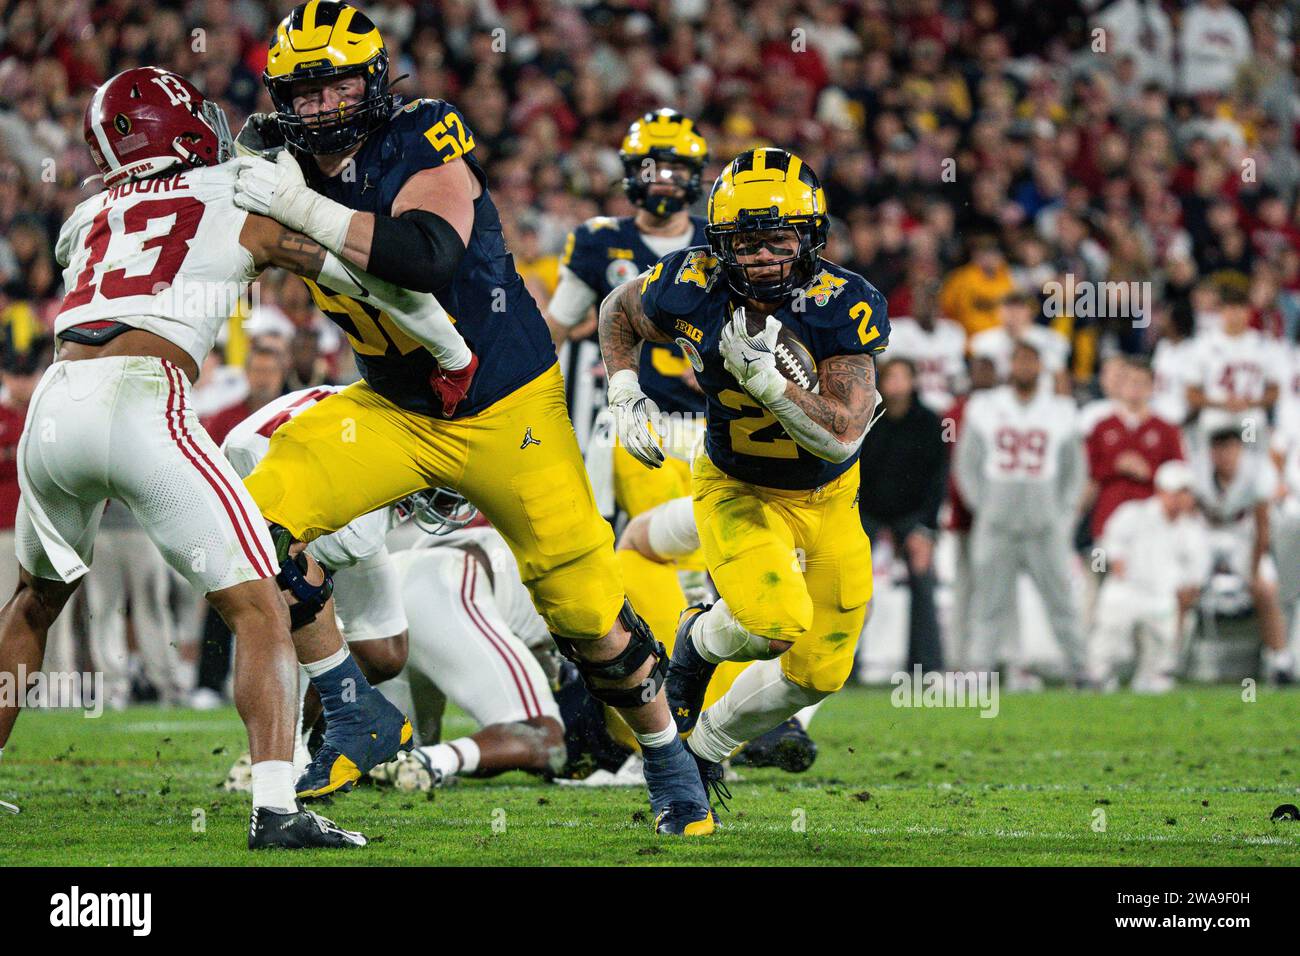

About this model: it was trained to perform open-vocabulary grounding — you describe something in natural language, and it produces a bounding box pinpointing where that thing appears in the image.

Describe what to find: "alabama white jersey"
[884,316,966,412]
[220,385,409,642]
[1184,328,1282,410]
[1193,454,1276,530]
[221,385,396,570]
[969,324,1069,381]
[1099,497,1210,596]
[1151,336,1195,426]
[55,163,256,370]
[964,385,1079,485]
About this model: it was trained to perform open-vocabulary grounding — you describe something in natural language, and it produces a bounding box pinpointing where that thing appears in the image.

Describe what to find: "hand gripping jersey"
[55,163,258,369]
[561,215,708,415]
[639,246,889,490]
[299,97,554,418]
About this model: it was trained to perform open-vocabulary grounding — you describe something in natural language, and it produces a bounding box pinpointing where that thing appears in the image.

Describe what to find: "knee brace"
[551,599,667,709]
[270,524,334,630]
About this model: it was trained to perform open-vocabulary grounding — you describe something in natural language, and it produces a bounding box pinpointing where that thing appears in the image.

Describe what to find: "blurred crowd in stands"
[0,0,1297,702]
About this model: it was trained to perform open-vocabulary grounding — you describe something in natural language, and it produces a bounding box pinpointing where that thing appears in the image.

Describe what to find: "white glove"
[607,369,664,469]
[232,152,352,253]
[719,307,788,405]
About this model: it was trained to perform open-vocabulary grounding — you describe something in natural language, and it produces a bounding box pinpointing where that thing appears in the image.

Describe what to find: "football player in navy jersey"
[547,111,708,509]
[230,1,715,833]
[599,147,890,801]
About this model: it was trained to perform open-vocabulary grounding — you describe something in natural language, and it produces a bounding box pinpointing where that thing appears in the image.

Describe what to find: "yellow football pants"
[245,365,624,639]
[691,450,872,694]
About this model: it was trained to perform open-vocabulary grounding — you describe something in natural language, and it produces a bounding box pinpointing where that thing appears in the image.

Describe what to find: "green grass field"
[0,686,1296,866]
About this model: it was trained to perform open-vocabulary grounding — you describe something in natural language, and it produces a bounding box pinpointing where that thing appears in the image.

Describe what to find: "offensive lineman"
[599,147,889,799]
[229,1,713,831]
[0,67,467,848]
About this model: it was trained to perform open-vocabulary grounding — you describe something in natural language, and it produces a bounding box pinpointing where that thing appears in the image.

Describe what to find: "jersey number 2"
[719,389,799,459]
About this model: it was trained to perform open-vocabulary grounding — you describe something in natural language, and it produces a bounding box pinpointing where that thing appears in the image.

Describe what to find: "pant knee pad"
[552,599,667,709]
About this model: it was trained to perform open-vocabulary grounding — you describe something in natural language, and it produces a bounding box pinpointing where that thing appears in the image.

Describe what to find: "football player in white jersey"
[1194,426,1294,683]
[1186,285,1283,447]
[968,291,1071,393]
[1149,303,1197,427]
[884,279,967,414]
[221,386,563,790]
[0,67,468,849]
[955,339,1088,680]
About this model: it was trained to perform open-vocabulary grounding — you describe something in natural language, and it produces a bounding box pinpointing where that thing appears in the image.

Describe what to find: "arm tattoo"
[267,225,328,277]
[781,353,877,442]
[597,275,671,377]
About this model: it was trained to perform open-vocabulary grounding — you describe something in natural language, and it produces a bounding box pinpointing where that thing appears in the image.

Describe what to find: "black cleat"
[731,718,818,773]
[247,803,367,850]
[666,604,716,735]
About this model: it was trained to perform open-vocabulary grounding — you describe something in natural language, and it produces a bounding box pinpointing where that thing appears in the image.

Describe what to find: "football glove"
[234,113,285,158]
[607,369,664,469]
[430,353,478,418]
[719,307,787,406]
[232,151,352,253]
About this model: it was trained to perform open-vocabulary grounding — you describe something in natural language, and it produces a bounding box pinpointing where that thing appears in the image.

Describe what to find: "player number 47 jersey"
[639,245,889,491]
[54,164,257,370]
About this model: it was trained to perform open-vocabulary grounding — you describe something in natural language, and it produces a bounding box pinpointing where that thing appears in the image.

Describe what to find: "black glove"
[235,113,285,158]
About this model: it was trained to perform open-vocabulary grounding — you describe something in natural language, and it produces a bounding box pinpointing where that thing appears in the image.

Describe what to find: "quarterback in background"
[599,147,888,799]
[230,1,714,831]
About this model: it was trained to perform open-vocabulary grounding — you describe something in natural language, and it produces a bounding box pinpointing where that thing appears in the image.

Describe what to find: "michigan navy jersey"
[562,215,707,415]
[640,246,889,490]
[301,97,554,418]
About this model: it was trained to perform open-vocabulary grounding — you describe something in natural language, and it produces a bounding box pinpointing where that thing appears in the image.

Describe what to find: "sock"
[302,646,348,680]
[418,738,479,778]
[633,720,679,751]
[250,760,297,812]
[304,648,372,720]
[794,699,823,730]
[693,599,779,664]
[689,657,827,763]
[445,737,480,775]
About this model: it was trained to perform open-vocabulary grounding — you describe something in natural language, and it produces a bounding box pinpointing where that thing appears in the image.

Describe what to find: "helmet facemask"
[266,53,393,155]
[622,150,704,217]
[395,487,479,536]
[708,216,827,302]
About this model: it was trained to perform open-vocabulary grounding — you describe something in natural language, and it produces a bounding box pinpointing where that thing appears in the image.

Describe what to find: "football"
[746,312,819,392]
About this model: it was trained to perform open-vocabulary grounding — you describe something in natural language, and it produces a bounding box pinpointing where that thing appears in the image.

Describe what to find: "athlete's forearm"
[316,251,472,370]
[247,217,470,370]
[764,354,878,462]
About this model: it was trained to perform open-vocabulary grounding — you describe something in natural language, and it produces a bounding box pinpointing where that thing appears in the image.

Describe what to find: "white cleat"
[223,752,253,793]
[368,750,445,792]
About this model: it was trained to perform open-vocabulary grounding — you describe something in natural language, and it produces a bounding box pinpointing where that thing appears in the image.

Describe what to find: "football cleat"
[654,802,717,836]
[687,741,732,813]
[665,604,716,735]
[248,802,367,850]
[731,718,818,773]
[295,689,414,800]
[643,736,715,836]
[368,750,446,792]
